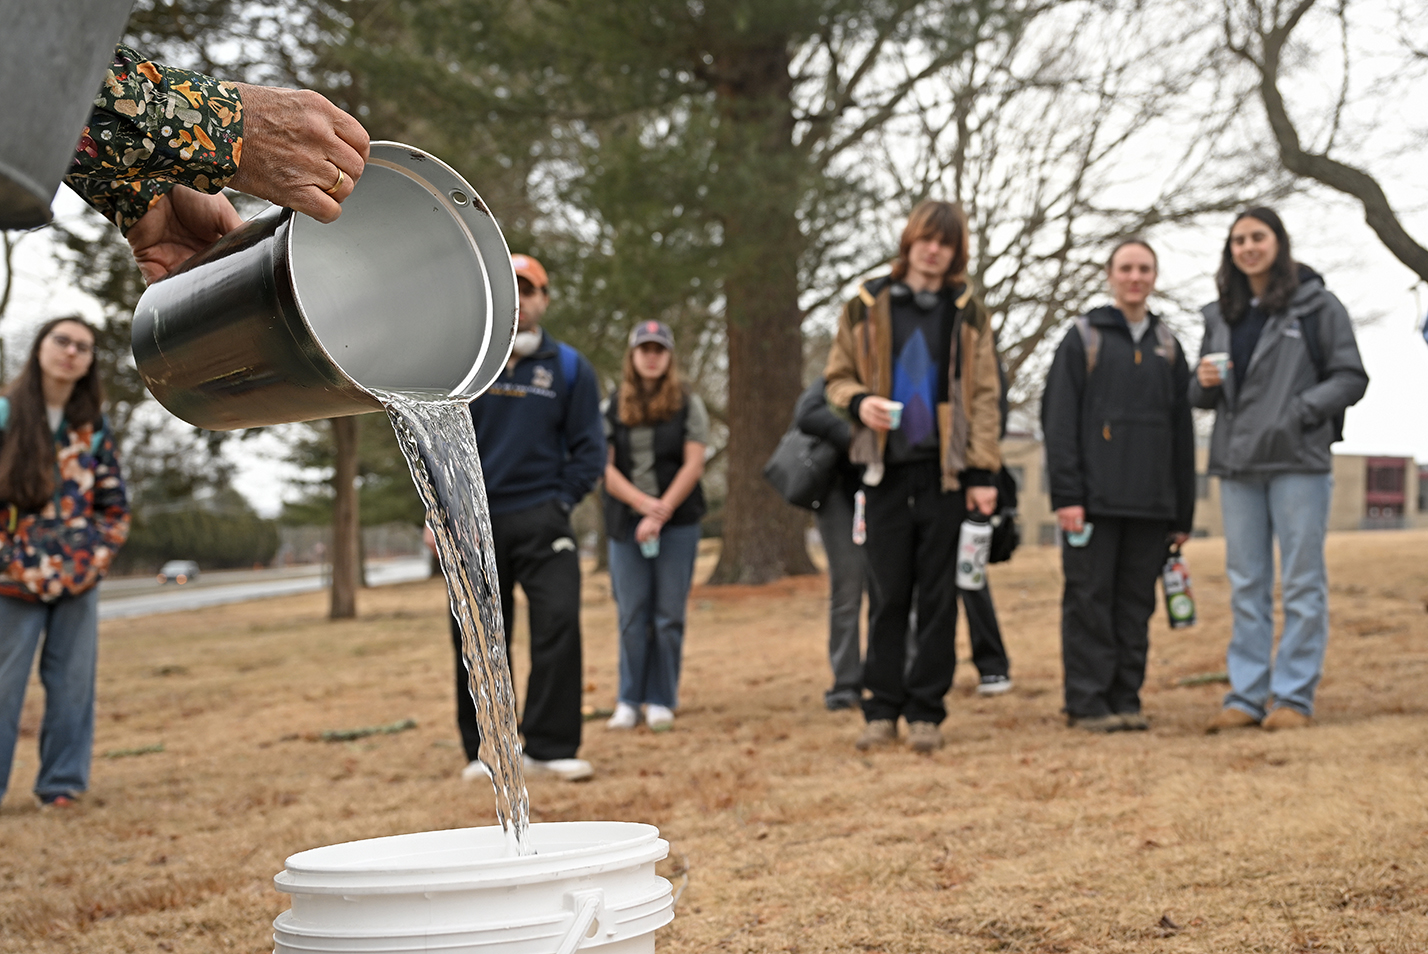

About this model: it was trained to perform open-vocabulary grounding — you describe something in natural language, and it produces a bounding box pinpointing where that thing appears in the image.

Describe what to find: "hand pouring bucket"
[132,141,517,430]
[271,822,675,954]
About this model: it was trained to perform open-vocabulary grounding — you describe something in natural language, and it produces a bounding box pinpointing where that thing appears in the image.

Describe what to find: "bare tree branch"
[1228,0,1428,281]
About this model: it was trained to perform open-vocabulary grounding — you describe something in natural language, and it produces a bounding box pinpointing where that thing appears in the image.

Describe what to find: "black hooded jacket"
[1041,306,1196,532]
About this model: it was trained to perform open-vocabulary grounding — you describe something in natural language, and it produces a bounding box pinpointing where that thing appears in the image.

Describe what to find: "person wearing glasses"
[430,254,606,783]
[0,318,130,809]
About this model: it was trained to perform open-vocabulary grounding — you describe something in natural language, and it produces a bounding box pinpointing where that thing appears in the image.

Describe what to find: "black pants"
[450,498,583,762]
[861,462,964,725]
[1060,515,1168,718]
[962,583,1009,678]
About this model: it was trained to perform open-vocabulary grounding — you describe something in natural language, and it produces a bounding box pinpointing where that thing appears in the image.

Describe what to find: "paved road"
[98,557,433,621]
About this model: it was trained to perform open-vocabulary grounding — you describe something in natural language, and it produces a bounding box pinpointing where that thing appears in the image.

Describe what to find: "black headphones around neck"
[889,282,943,312]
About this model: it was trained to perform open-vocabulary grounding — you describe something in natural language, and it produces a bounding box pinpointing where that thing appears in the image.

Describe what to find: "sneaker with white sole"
[523,754,594,782]
[977,675,1013,696]
[645,704,675,732]
[607,703,639,730]
[460,760,492,782]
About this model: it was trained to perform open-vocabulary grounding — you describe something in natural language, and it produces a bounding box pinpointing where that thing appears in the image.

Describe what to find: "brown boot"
[907,721,944,753]
[1068,714,1124,733]
[1204,707,1260,734]
[855,719,897,751]
[1262,707,1313,731]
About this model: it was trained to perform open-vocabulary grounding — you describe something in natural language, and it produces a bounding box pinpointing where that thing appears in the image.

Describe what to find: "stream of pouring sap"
[376,389,532,856]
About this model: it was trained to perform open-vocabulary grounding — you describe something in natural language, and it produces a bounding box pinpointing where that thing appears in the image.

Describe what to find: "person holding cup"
[825,200,1003,754]
[1041,238,1195,732]
[601,321,708,733]
[1192,208,1367,734]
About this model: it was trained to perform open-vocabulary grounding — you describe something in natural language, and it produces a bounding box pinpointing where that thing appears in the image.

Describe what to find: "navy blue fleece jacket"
[467,329,605,516]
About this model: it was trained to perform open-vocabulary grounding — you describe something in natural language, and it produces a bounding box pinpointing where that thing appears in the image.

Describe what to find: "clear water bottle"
[955,513,992,590]
[852,490,867,546]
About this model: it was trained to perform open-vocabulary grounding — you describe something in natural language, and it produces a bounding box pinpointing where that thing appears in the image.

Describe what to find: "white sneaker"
[606,703,639,730]
[523,754,593,782]
[645,704,675,732]
[461,759,492,782]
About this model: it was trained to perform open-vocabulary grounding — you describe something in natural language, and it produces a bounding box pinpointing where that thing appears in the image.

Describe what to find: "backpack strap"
[1299,310,1326,379]
[1153,321,1178,362]
[1073,316,1101,376]
[557,342,580,392]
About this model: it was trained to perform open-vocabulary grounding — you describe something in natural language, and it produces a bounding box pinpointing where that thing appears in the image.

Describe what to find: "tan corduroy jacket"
[824,277,1002,492]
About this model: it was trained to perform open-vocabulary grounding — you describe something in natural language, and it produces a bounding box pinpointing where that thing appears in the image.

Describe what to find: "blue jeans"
[0,588,101,802]
[608,522,701,709]
[1219,473,1332,718]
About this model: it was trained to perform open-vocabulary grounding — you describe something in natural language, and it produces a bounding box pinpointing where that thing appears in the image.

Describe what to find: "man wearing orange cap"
[450,254,606,782]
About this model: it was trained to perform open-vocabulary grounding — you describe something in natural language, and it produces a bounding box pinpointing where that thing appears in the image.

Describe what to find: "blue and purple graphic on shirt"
[892,328,937,448]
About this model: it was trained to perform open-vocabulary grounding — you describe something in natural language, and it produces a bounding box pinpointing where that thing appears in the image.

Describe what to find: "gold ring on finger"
[324,169,345,196]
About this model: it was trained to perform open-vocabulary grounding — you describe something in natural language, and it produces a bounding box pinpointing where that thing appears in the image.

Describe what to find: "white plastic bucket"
[272,822,674,954]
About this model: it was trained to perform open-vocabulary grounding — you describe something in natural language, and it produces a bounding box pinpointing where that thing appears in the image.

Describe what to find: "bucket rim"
[285,141,515,404]
[275,821,668,895]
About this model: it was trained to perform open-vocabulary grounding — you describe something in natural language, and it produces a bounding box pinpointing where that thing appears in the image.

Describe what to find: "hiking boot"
[1204,707,1260,735]
[907,721,944,753]
[1262,706,1313,731]
[1116,713,1149,731]
[460,760,492,782]
[645,704,675,732]
[1068,714,1124,733]
[855,719,897,751]
[976,675,1013,696]
[523,755,594,782]
[606,703,639,730]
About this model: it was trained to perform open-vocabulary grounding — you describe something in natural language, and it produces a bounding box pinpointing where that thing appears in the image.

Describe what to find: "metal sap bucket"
[132,142,518,430]
[0,0,135,229]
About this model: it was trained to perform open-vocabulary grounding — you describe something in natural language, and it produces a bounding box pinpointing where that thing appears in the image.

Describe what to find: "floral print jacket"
[65,44,245,233]
[0,401,131,603]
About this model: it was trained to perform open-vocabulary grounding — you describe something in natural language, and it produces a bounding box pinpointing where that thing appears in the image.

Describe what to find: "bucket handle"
[556,891,604,954]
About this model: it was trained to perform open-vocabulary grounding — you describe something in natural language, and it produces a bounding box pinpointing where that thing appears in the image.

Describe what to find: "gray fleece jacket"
[1189,269,1368,477]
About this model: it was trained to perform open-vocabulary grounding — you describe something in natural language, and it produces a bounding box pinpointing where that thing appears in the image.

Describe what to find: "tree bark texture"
[707,38,816,585]
[1249,0,1428,282]
[329,415,361,619]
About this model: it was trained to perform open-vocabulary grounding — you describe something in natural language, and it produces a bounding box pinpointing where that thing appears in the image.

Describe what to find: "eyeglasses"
[48,333,94,356]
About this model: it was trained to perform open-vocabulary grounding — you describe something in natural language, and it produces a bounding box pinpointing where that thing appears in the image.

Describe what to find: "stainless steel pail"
[0,0,135,229]
[132,142,518,430]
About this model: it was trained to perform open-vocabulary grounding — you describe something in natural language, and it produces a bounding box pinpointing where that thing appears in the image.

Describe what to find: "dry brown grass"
[3,530,1427,954]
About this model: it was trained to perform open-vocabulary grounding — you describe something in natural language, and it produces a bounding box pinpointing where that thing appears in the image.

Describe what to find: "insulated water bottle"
[955,514,992,590]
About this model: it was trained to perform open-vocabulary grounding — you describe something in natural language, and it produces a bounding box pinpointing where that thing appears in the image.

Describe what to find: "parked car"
[157,560,201,585]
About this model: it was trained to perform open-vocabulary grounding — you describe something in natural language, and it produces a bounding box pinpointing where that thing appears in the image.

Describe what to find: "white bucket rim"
[275,821,668,895]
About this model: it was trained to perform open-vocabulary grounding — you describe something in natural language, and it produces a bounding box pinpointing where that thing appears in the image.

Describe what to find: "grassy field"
[2,529,1426,953]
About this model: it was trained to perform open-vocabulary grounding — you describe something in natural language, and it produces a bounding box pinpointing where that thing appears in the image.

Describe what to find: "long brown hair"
[0,317,105,511]
[617,345,685,427]
[890,200,970,284]
[1216,207,1299,324]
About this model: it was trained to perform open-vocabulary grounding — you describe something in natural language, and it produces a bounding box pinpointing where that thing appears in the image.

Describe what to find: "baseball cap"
[629,320,675,350]
[511,254,549,290]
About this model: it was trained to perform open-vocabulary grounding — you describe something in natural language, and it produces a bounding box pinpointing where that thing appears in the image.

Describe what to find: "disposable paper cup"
[887,401,904,430]
[1203,352,1230,378]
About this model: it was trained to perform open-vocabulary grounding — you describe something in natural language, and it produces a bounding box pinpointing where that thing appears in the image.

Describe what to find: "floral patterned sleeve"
[63,44,244,233]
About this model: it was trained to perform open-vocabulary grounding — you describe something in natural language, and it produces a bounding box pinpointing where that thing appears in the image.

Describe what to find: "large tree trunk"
[707,38,816,585]
[329,415,361,619]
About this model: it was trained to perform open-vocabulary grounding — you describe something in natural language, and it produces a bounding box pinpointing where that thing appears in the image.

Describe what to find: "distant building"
[1000,433,1426,544]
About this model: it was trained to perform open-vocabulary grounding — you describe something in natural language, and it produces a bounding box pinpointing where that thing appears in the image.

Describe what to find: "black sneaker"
[824,690,860,712]
[976,675,1013,696]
